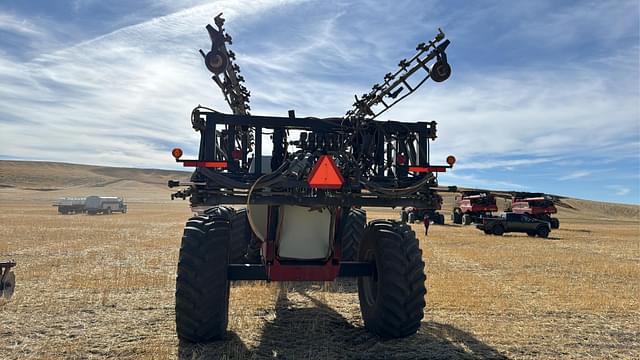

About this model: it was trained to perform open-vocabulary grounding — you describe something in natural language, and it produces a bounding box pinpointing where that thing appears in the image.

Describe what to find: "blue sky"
[0,0,638,204]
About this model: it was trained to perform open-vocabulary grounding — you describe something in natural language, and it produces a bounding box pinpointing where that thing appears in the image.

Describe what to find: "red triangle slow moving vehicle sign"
[307,155,344,189]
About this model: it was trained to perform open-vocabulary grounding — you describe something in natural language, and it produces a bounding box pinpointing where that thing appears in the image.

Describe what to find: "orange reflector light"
[308,155,344,189]
[446,155,456,166]
[171,147,183,159]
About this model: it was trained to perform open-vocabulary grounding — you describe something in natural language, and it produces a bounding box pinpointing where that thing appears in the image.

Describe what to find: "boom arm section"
[345,29,451,121]
[199,13,251,115]
[170,16,455,211]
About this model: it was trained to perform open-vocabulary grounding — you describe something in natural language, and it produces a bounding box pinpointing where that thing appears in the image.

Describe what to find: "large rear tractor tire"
[230,208,251,263]
[340,208,367,261]
[175,215,231,342]
[205,206,250,263]
[357,220,426,338]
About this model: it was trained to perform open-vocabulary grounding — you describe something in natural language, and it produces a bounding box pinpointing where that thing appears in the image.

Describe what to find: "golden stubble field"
[0,165,638,359]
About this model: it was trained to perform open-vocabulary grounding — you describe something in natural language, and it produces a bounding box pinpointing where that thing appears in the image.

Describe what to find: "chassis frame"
[170,110,450,208]
[170,110,452,282]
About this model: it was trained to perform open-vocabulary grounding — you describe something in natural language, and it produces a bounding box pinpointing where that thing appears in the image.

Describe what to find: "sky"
[0,0,638,204]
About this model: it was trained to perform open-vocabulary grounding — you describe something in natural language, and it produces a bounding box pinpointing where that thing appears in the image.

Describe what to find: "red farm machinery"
[168,14,454,342]
[451,191,498,225]
[508,192,560,229]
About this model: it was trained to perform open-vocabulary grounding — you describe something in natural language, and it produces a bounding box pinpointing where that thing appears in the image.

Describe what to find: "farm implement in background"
[451,190,499,225]
[400,195,446,225]
[508,192,563,229]
[444,187,571,228]
[52,197,87,214]
[0,260,16,300]
[169,13,454,341]
[52,196,127,215]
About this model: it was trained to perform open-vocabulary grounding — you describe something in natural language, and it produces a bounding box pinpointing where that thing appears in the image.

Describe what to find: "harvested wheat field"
[0,162,639,359]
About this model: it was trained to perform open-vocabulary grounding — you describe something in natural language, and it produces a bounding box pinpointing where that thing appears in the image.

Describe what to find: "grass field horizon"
[0,160,638,359]
[2,159,639,207]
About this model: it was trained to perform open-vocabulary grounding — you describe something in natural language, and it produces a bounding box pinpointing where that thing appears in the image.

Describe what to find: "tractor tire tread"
[358,220,426,338]
[229,208,251,263]
[175,215,230,342]
[341,208,366,261]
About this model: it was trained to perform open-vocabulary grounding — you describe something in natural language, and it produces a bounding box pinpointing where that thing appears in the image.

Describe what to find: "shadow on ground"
[499,234,562,241]
[179,284,509,359]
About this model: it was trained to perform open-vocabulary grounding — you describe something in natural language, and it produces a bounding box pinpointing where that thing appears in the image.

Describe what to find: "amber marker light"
[172,147,183,159]
[446,155,456,166]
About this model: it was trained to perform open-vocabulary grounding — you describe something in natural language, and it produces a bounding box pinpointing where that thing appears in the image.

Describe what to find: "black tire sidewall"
[341,208,366,261]
[357,221,426,338]
[358,226,380,319]
[537,226,549,238]
[230,208,251,263]
[452,209,463,224]
[175,215,231,342]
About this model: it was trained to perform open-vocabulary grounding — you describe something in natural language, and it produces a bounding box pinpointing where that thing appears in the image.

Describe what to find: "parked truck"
[85,196,127,215]
[477,213,551,238]
[451,191,498,225]
[509,192,559,229]
[53,197,86,214]
[168,14,453,342]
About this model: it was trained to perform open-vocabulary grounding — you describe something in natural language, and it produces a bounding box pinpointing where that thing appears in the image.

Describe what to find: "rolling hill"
[0,160,637,220]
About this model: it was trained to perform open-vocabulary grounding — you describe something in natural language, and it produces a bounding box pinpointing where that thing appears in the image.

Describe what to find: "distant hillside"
[0,160,638,220]
[558,198,639,221]
[0,160,190,190]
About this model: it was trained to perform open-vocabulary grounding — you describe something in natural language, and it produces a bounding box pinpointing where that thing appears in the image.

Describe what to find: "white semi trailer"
[85,196,127,215]
[53,197,87,214]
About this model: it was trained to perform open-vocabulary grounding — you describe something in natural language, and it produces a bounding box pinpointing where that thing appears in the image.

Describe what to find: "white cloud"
[559,170,592,181]
[454,157,560,171]
[0,0,638,195]
[0,0,301,168]
[438,172,526,191]
[392,49,639,166]
[0,13,43,36]
[606,185,631,196]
